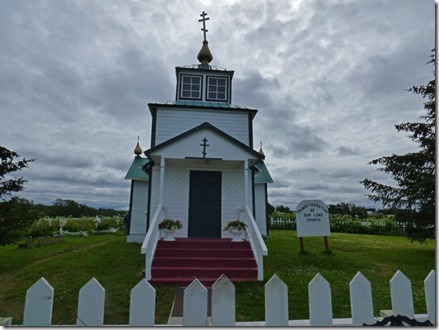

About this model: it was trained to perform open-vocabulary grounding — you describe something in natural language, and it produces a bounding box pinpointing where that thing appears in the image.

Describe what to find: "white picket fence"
[21,270,435,326]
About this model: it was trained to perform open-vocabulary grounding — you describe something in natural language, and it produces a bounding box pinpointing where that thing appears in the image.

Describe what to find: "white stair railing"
[141,204,164,280]
[241,206,268,280]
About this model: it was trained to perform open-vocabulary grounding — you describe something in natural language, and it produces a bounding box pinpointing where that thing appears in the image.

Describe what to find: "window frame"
[179,74,203,100]
[206,76,229,102]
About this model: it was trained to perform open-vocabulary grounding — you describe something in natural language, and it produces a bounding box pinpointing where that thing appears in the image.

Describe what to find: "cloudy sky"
[1,0,435,210]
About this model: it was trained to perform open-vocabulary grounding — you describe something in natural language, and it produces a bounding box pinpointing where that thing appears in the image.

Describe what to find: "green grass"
[0,231,435,324]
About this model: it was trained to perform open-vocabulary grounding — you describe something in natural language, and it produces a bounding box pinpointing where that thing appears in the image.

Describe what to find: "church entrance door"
[188,171,221,238]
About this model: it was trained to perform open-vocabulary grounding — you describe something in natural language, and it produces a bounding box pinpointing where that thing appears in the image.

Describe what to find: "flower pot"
[162,228,176,241]
[230,228,244,242]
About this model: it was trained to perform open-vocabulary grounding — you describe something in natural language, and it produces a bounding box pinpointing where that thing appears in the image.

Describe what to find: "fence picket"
[308,273,332,326]
[129,279,156,326]
[349,272,374,326]
[18,270,435,326]
[23,277,54,326]
[76,278,105,326]
[183,279,208,326]
[390,270,414,318]
[265,274,289,326]
[424,270,435,324]
[211,275,235,326]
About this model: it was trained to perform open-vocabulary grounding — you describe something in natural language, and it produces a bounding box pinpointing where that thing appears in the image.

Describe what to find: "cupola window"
[181,75,202,100]
[207,76,227,101]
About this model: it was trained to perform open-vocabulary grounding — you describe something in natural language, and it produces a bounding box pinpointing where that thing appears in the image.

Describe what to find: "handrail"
[141,204,164,280]
[243,206,268,280]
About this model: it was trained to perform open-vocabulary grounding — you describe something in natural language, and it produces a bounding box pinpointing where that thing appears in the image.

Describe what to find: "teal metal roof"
[151,100,257,111]
[254,161,273,184]
[124,156,150,181]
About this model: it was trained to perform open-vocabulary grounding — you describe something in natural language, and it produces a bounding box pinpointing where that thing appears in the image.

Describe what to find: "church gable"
[145,122,263,163]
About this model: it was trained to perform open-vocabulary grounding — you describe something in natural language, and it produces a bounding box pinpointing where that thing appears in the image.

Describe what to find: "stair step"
[152,266,257,278]
[154,248,254,258]
[149,276,259,288]
[152,257,257,268]
[150,238,258,287]
[157,239,250,249]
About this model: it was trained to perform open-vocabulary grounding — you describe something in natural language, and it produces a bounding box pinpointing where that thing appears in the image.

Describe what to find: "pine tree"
[362,50,435,242]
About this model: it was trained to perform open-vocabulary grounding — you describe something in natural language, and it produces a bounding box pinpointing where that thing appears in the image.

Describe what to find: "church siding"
[155,109,249,146]
[127,181,149,243]
[147,165,258,239]
[254,184,268,236]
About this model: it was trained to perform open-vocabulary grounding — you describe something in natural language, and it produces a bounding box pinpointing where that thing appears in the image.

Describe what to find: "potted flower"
[223,220,247,242]
[158,218,182,241]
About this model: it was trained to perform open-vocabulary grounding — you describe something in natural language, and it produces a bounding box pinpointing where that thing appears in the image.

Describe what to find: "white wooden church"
[124,12,273,285]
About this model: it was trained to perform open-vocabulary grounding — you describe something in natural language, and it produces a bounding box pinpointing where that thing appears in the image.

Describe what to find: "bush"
[27,220,54,237]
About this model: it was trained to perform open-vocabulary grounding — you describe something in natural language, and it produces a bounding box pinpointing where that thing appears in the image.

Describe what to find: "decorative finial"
[197,11,213,65]
[199,11,209,42]
[258,141,265,156]
[134,136,142,156]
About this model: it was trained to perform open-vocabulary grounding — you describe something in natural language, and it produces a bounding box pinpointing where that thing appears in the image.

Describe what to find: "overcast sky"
[1,0,435,211]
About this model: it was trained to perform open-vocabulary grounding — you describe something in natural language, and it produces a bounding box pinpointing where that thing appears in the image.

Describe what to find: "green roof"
[150,100,257,111]
[254,161,273,184]
[124,156,150,181]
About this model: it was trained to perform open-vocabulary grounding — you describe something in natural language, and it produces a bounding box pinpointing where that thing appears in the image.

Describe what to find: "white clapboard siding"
[308,273,333,326]
[151,129,256,161]
[19,270,436,326]
[211,275,235,326]
[424,270,435,324]
[129,279,156,326]
[23,277,54,326]
[183,279,208,326]
[390,270,414,318]
[254,184,267,236]
[349,272,374,326]
[155,108,249,146]
[265,274,289,326]
[76,278,105,326]
[129,181,148,235]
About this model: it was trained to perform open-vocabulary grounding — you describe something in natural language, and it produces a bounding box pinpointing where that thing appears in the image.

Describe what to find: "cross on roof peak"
[198,11,210,41]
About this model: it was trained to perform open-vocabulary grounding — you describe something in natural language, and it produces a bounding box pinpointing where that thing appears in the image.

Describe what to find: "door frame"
[188,170,222,238]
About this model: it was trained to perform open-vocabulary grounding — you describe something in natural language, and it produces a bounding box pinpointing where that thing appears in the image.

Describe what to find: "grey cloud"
[336,146,360,156]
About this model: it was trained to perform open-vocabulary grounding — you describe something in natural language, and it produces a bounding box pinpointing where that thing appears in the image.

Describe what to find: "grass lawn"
[0,231,435,325]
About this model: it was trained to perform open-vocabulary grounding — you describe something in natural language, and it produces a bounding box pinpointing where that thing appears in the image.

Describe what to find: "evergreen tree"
[0,146,36,245]
[362,50,435,242]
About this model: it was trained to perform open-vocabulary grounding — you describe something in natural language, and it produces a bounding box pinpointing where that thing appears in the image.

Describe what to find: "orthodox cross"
[200,138,209,158]
[198,11,210,41]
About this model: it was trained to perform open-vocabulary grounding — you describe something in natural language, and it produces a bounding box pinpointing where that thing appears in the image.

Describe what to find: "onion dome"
[134,137,142,156]
[197,40,213,65]
[258,141,265,156]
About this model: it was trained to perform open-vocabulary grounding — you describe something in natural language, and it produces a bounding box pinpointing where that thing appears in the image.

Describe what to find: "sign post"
[295,200,330,252]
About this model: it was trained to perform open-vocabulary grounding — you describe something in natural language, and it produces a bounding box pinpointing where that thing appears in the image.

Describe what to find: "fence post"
[183,279,208,326]
[129,279,156,326]
[308,273,332,326]
[265,274,289,326]
[76,278,105,326]
[390,270,414,318]
[349,272,374,326]
[424,270,435,324]
[23,277,54,326]
[211,275,235,326]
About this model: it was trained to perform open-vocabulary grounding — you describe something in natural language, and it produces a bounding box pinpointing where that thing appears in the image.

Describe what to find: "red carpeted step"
[150,238,259,287]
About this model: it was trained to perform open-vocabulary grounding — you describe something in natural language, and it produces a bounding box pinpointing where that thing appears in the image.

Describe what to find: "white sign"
[296,200,330,237]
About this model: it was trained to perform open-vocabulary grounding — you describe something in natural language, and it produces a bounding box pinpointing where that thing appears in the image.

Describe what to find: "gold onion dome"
[134,141,142,156]
[258,141,265,156]
[197,40,213,64]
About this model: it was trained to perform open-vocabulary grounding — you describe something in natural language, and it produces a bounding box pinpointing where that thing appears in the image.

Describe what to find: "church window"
[181,75,202,100]
[207,76,227,101]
